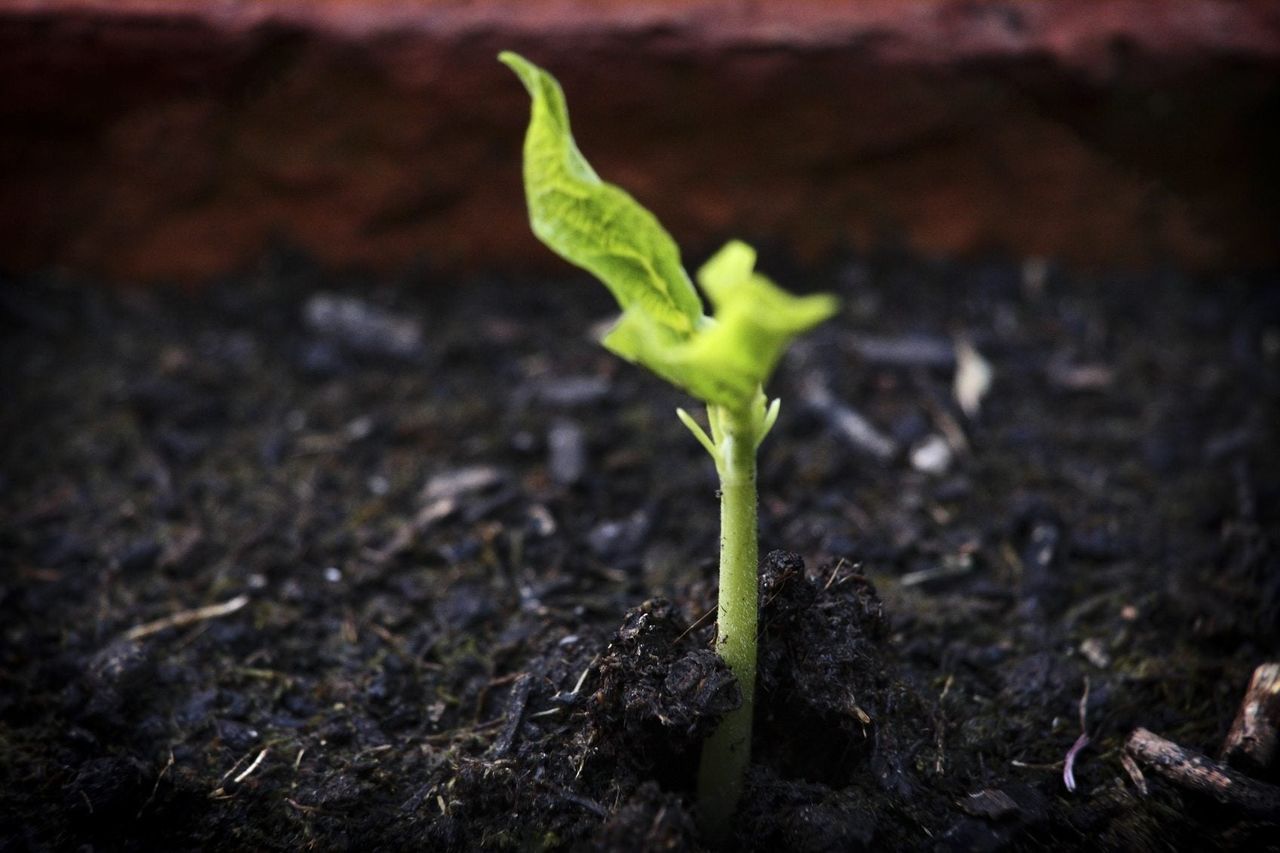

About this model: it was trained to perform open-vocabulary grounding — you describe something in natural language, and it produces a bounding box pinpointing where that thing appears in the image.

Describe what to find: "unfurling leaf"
[685,241,838,397]
[501,53,836,411]
[499,51,702,335]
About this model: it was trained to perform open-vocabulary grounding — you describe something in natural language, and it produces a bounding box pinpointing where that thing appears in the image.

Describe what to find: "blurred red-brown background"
[2,0,1277,282]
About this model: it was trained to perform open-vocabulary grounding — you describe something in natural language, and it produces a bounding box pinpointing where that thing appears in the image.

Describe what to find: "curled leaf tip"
[498,51,537,92]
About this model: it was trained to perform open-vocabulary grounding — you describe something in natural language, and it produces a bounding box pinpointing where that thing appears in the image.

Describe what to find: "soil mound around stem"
[735,551,939,851]
[426,553,939,851]
[755,550,899,787]
[585,598,739,788]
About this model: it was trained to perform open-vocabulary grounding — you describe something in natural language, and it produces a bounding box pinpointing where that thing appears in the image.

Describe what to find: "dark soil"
[2,250,1277,851]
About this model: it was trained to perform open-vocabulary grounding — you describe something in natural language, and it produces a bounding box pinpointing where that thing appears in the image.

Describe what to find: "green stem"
[696,402,759,841]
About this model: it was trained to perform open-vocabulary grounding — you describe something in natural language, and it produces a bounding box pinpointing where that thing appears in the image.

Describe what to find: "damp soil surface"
[2,252,1278,850]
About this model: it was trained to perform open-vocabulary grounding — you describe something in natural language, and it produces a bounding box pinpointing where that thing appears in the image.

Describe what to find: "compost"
[2,250,1277,849]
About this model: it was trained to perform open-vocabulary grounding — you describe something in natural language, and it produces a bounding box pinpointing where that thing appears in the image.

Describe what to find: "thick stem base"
[695,403,759,842]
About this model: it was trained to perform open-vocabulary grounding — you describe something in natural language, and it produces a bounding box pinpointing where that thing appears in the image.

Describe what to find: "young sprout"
[500,52,837,837]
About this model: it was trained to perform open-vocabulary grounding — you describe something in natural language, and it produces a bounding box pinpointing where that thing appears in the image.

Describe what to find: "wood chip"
[1221,663,1280,778]
[1125,727,1280,817]
[1121,752,1148,796]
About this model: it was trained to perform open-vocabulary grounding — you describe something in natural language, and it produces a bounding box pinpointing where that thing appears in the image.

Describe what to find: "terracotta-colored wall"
[2,0,1277,282]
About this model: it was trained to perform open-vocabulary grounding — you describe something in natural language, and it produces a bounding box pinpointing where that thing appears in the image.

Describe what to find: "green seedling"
[500,52,837,836]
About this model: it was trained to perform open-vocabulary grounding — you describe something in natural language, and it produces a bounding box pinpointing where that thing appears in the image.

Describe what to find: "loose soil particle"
[1,251,1277,850]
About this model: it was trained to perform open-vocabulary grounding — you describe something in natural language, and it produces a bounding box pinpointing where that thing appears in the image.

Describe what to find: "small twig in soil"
[1064,733,1091,793]
[567,655,599,697]
[490,673,534,757]
[899,563,973,588]
[674,605,718,642]
[1120,752,1148,796]
[1125,727,1280,817]
[217,749,252,782]
[487,672,523,687]
[799,377,898,462]
[527,706,563,719]
[286,798,320,815]
[210,747,270,799]
[123,594,249,641]
[934,674,954,775]
[823,557,849,591]
[233,666,289,684]
[362,497,456,565]
[137,750,175,818]
[354,744,393,762]
[1064,677,1092,793]
[1220,663,1280,778]
[234,748,270,784]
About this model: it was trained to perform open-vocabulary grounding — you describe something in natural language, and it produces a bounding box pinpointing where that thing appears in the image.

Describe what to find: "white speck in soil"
[345,415,375,441]
[548,418,587,485]
[910,434,953,475]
